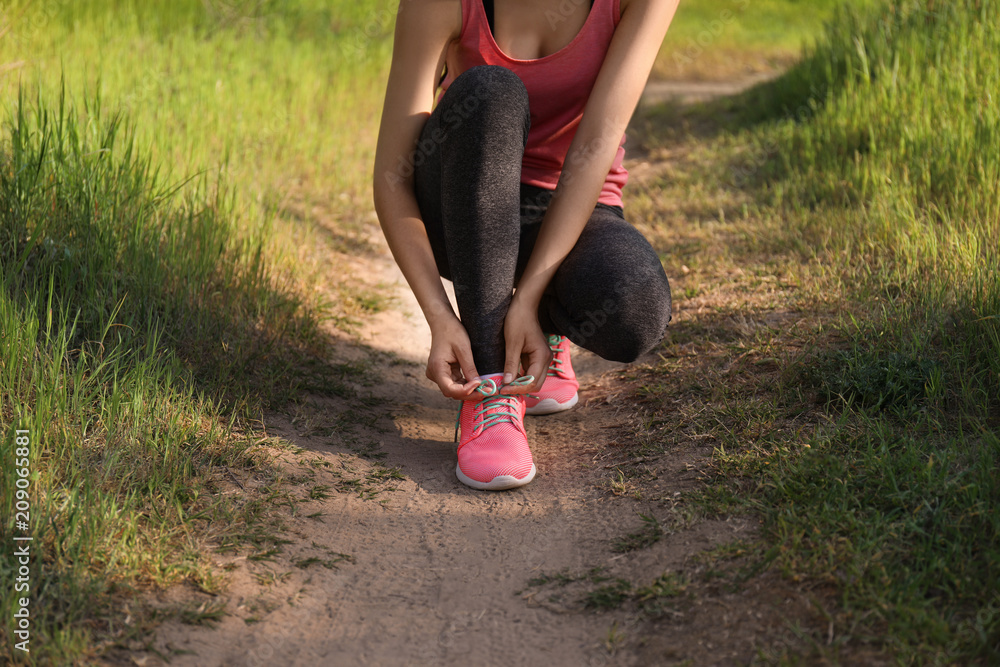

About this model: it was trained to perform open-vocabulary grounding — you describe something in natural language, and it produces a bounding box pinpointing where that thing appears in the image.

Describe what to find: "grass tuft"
[0,85,331,663]
[631,0,1000,660]
[815,349,942,414]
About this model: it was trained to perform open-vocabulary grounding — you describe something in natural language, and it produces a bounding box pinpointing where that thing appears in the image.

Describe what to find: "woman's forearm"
[512,133,619,309]
[374,189,458,332]
[513,0,680,312]
[372,0,463,333]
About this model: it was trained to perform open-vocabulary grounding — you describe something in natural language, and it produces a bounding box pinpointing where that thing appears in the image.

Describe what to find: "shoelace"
[546,335,568,378]
[454,375,535,442]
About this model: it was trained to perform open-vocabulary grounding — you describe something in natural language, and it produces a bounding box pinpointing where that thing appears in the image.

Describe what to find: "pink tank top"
[441,0,628,208]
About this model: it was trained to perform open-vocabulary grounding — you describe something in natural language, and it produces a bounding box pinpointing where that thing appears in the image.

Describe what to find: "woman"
[373,0,677,490]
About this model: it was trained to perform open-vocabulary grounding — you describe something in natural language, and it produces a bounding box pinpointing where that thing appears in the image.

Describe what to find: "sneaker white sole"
[524,392,579,416]
[456,464,537,491]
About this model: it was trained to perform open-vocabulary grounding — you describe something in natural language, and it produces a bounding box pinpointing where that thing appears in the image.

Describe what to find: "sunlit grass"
[631,0,1000,660]
[1,0,954,662]
[0,89,292,664]
[0,1,394,661]
[655,0,880,80]
[2,0,395,321]
[2,0,391,206]
[737,0,1000,410]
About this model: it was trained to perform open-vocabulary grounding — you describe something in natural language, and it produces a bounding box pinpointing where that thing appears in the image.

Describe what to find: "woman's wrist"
[511,278,547,314]
[425,303,462,335]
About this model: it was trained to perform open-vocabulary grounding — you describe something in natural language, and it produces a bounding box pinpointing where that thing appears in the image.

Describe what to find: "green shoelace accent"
[546,335,567,378]
[454,375,535,442]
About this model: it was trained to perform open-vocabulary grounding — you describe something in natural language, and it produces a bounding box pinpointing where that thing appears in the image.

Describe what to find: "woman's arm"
[373,0,481,398]
[503,0,680,386]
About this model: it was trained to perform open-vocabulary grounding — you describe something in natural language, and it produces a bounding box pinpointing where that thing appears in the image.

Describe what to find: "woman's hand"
[426,316,482,400]
[502,297,551,394]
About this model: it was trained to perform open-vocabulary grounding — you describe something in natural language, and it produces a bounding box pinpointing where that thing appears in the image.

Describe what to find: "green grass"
[2,0,390,208]
[0,82,377,663]
[0,91,281,663]
[611,513,664,553]
[631,0,1000,661]
[1,0,395,325]
[737,0,999,414]
[655,0,880,79]
[0,1,396,662]
[5,0,989,662]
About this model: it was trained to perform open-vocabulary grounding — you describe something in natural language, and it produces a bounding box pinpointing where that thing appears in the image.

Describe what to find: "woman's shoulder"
[399,0,463,40]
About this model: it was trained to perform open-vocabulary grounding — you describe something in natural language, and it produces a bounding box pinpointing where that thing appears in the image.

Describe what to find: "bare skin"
[372,0,680,400]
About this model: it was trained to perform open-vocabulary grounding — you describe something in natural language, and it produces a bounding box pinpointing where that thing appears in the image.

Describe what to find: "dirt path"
[137,76,803,667]
[639,75,778,107]
[148,257,746,666]
[146,251,758,666]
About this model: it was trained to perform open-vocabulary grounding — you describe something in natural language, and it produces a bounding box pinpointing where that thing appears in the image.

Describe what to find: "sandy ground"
[135,75,809,667]
[146,251,759,667]
[639,75,778,107]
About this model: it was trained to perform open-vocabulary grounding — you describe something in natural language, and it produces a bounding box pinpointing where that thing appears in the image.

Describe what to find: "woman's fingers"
[454,340,481,389]
[427,334,482,400]
[502,304,551,393]
[502,342,521,387]
[502,338,550,394]
[522,345,550,392]
[427,360,463,398]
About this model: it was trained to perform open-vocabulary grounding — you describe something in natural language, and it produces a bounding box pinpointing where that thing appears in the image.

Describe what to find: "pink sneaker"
[455,377,536,490]
[525,335,579,415]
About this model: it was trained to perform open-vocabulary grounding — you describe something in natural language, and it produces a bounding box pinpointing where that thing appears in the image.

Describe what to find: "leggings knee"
[609,284,672,362]
[565,283,670,363]
[440,66,529,131]
[553,217,673,362]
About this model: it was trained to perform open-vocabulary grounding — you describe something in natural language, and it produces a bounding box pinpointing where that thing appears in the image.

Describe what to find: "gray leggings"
[413,65,671,374]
